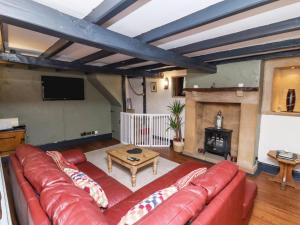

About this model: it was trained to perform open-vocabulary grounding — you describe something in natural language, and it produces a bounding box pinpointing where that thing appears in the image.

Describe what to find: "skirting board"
[38,133,112,150]
[257,161,300,181]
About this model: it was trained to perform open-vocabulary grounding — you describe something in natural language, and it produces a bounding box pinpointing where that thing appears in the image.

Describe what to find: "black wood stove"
[204,127,232,159]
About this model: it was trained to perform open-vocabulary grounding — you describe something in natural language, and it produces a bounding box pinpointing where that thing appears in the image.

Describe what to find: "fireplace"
[183,87,259,174]
[204,127,232,160]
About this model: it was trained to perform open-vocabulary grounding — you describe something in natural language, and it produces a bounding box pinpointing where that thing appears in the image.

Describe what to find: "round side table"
[268,150,300,190]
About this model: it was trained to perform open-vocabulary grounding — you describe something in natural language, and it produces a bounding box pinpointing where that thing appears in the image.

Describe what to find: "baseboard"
[257,161,300,181]
[38,133,112,151]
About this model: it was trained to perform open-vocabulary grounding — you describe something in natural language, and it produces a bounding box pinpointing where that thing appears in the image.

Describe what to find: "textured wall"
[186,60,262,88]
[0,66,111,145]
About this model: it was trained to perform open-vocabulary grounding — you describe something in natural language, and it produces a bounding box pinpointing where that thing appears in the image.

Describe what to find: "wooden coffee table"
[106,145,160,187]
[268,150,300,190]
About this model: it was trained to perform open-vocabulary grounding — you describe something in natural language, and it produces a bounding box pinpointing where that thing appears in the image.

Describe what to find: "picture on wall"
[150,82,157,92]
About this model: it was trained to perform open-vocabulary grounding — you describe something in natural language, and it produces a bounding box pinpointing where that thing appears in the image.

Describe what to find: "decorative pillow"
[118,185,178,225]
[46,151,78,170]
[175,167,207,189]
[118,167,207,225]
[47,151,108,208]
[63,168,108,208]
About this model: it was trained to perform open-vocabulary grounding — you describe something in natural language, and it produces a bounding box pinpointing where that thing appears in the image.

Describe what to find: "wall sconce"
[164,77,169,90]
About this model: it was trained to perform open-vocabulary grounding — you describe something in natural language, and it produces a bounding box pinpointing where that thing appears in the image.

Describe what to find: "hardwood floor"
[4,138,300,225]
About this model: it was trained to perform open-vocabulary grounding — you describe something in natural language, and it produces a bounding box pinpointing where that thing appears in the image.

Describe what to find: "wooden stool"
[268,150,300,190]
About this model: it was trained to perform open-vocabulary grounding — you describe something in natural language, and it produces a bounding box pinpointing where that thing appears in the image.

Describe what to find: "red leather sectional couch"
[9,144,257,225]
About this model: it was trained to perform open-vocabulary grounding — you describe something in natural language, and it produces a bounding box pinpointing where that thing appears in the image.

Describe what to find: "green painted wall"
[187,60,262,88]
[0,66,112,145]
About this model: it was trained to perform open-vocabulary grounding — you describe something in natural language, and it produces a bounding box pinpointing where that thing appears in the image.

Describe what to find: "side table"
[268,150,300,190]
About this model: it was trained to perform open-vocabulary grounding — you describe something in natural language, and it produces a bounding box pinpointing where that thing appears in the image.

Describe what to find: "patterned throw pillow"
[118,185,178,225]
[46,151,78,170]
[118,167,207,225]
[47,151,108,208]
[175,167,207,189]
[63,167,108,208]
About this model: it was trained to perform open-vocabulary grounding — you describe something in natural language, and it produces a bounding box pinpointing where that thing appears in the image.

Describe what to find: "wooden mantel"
[183,88,260,174]
[184,87,259,92]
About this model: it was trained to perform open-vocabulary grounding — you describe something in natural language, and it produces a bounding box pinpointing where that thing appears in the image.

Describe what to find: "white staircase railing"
[120,112,171,147]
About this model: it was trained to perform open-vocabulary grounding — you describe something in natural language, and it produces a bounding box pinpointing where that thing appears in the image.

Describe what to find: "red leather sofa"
[9,144,257,225]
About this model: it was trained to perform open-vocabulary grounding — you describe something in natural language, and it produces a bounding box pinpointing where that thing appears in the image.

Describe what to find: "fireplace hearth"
[204,127,232,160]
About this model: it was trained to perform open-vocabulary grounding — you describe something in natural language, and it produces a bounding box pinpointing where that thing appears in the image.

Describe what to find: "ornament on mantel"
[215,111,223,129]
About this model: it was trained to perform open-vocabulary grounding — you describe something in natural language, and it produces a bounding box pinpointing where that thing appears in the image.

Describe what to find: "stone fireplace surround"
[183,88,259,174]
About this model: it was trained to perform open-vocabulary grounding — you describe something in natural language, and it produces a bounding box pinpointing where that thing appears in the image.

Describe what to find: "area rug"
[85,144,179,191]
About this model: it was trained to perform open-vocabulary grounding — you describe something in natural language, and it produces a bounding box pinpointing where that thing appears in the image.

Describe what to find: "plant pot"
[173,140,184,153]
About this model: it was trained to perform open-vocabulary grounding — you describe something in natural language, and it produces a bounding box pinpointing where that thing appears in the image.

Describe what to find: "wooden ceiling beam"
[75,0,275,65]
[194,38,300,62]
[0,0,215,72]
[174,17,300,54]
[0,52,162,76]
[40,0,138,59]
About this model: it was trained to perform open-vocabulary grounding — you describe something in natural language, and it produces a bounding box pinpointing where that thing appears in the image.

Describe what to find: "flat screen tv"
[42,76,84,100]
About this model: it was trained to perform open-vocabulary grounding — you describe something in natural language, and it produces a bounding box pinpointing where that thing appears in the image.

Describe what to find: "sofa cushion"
[23,151,72,193]
[121,186,207,225]
[61,148,87,165]
[95,176,132,209]
[40,183,109,225]
[192,160,238,203]
[76,161,108,180]
[15,144,42,165]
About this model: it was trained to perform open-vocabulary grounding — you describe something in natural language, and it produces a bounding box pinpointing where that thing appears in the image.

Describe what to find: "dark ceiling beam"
[194,38,300,62]
[121,16,300,69]
[124,39,300,70]
[213,48,300,65]
[72,50,116,64]
[101,58,146,68]
[174,17,300,54]
[39,39,73,58]
[0,52,160,76]
[136,0,276,43]
[0,23,8,52]
[40,0,137,59]
[77,0,274,65]
[86,0,138,25]
[0,0,216,73]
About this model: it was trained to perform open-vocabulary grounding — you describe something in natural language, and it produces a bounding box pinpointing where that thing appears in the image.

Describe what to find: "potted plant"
[167,100,185,153]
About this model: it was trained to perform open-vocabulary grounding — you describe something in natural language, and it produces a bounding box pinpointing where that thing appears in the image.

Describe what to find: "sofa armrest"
[62,149,87,165]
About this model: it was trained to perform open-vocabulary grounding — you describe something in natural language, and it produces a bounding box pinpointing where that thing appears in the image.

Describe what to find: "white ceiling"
[3,0,300,68]
[107,0,223,37]
[32,0,104,19]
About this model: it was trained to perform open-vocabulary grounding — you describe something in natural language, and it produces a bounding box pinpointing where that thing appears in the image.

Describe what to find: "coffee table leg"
[130,167,137,187]
[107,155,112,173]
[153,157,158,175]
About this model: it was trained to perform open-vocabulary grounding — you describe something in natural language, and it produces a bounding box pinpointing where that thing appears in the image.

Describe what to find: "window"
[172,76,186,97]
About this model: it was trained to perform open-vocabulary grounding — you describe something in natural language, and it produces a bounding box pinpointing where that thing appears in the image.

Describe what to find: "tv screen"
[42,76,84,100]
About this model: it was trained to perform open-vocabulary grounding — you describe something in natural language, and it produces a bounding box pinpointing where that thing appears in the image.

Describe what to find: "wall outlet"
[81,130,99,137]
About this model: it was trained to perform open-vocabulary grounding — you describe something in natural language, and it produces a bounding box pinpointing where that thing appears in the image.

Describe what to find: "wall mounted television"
[42,76,85,100]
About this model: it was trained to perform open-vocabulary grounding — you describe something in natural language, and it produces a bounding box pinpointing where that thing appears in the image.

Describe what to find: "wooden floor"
[5,138,300,225]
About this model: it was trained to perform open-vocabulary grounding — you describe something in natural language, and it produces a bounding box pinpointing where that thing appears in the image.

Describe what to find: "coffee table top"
[106,144,159,166]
